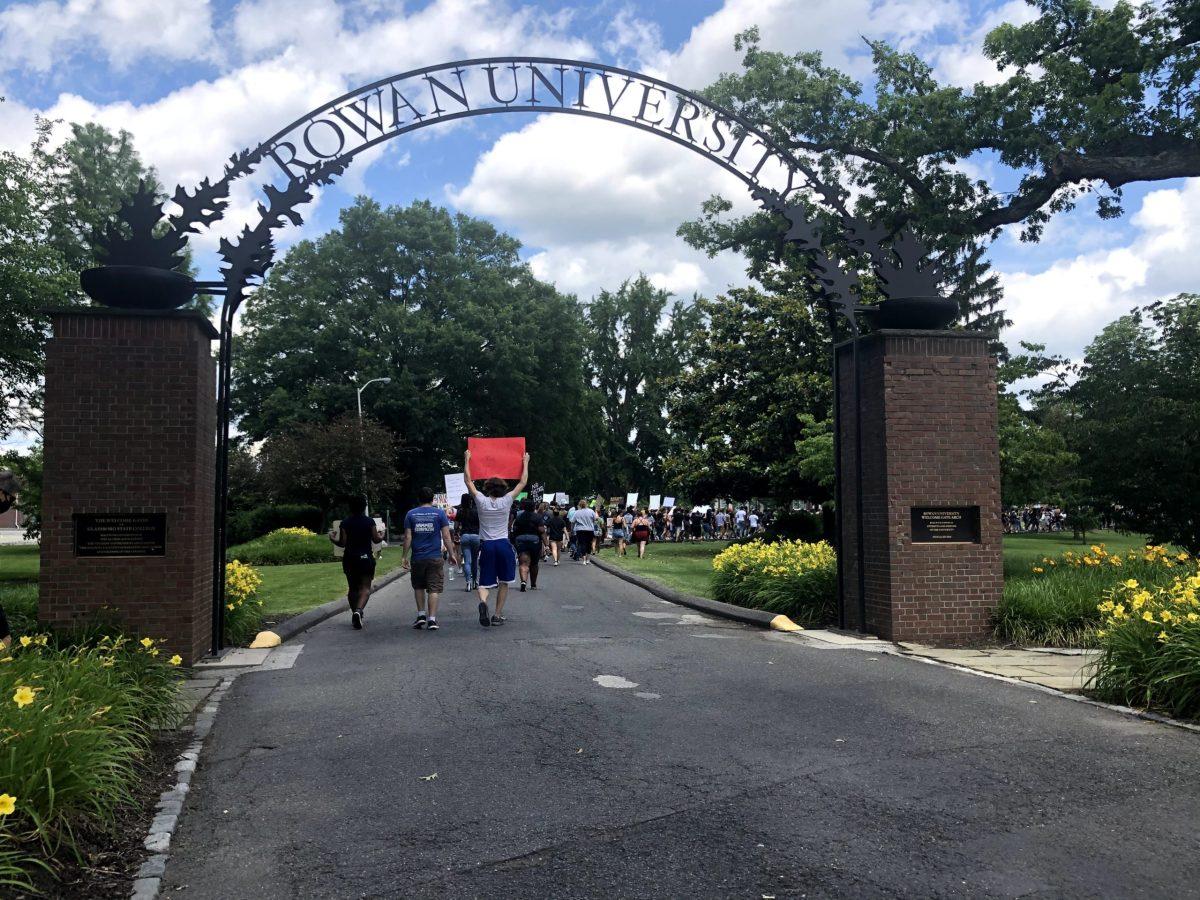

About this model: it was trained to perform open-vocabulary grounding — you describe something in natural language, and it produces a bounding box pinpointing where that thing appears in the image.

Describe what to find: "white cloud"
[0,0,217,71]
[450,0,961,302]
[1000,180,1200,360]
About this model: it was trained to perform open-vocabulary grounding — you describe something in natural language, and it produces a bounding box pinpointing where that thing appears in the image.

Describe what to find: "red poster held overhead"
[467,437,526,480]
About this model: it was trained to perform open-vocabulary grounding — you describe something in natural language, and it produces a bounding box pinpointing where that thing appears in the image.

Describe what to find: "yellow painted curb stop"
[248,631,282,649]
[769,615,803,632]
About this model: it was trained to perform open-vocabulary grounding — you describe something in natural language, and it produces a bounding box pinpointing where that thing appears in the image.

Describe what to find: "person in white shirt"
[571,499,598,565]
[464,449,528,627]
[748,511,760,533]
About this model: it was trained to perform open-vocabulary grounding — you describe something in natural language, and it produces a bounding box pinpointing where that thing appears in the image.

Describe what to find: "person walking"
[455,492,481,591]
[513,499,548,590]
[465,448,528,627]
[546,506,567,566]
[572,499,598,565]
[610,506,629,557]
[631,509,652,559]
[402,487,455,631]
[329,496,385,630]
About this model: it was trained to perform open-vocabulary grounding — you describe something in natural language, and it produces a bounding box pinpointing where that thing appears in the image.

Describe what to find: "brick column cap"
[46,306,219,340]
[834,328,991,354]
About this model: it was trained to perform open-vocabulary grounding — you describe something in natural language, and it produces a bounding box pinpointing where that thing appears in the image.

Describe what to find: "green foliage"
[711,540,837,626]
[258,414,403,516]
[0,636,184,889]
[0,118,78,439]
[232,197,602,499]
[228,528,335,567]
[586,275,700,492]
[227,503,324,546]
[996,540,1186,646]
[0,446,43,541]
[1090,569,1200,719]
[996,344,1080,507]
[1046,295,1200,551]
[664,286,832,501]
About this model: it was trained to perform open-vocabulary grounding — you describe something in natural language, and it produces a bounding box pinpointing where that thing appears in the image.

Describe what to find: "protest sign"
[649,494,662,510]
[443,472,468,503]
[663,496,676,508]
[467,436,525,479]
[555,492,569,505]
[625,492,639,510]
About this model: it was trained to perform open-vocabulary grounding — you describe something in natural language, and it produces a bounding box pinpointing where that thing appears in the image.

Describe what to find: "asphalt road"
[163,559,1200,899]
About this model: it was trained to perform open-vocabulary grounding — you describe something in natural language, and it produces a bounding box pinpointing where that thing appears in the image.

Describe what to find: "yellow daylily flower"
[170,654,183,666]
[0,794,15,816]
[12,686,35,708]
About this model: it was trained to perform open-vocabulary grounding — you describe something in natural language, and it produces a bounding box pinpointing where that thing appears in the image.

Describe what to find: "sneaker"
[426,619,439,631]
[478,601,490,627]
[490,615,505,626]
[520,581,527,592]
[553,560,559,567]
[352,609,363,630]
[412,614,426,630]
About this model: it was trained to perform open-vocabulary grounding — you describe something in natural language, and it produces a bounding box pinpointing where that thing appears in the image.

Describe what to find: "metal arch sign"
[259,57,806,195]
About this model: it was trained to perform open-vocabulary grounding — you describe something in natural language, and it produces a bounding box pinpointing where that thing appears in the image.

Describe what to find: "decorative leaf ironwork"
[167,146,266,237]
[218,158,348,300]
[95,179,188,270]
[870,228,942,299]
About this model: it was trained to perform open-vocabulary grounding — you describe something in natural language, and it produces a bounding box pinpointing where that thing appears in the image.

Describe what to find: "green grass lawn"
[602,541,729,597]
[257,547,407,618]
[1002,530,1150,577]
[0,544,39,582]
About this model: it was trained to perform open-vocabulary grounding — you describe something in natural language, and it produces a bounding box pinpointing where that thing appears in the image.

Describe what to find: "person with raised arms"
[464,448,528,627]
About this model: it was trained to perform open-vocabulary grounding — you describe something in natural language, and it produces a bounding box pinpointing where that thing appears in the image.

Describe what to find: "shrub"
[0,635,184,890]
[1089,573,1200,719]
[227,527,334,566]
[761,510,824,544]
[995,543,1193,646]
[226,504,323,545]
[224,560,264,646]
[712,540,837,626]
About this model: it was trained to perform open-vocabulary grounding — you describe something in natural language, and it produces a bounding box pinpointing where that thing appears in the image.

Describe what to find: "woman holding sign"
[464,448,528,627]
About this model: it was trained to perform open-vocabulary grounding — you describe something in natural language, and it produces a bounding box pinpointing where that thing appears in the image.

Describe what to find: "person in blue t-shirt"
[403,486,456,631]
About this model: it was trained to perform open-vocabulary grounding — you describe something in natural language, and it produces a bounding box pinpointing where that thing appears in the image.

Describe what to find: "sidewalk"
[795,630,1097,693]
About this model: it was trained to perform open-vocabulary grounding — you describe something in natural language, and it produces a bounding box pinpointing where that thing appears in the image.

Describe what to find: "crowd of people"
[328,449,772,633]
[1002,506,1067,533]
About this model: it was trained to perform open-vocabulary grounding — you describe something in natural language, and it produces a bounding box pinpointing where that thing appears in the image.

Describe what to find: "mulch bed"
[15,728,190,899]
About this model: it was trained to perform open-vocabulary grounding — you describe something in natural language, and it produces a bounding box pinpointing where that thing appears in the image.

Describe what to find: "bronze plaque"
[74,513,166,557]
[911,507,980,544]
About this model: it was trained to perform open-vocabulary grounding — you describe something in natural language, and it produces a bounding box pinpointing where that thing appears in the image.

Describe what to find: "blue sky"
[0,0,1196,396]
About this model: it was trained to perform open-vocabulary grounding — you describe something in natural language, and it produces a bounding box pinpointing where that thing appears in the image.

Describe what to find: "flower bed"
[995,543,1192,647]
[224,559,264,646]
[0,635,184,891]
[226,527,335,566]
[712,540,837,627]
[1090,573,1200,719]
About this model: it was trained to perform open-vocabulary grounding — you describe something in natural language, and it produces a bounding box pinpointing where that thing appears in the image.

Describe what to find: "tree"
[259,414,405,515]
[996,343,1080,507]
[585,276,700,493]
[683,2,1199,335]
[233,197,605,502]
[663,285,833,502]
[0,116,77,439]
[1056,294,1200,551]
[0,445,43,541]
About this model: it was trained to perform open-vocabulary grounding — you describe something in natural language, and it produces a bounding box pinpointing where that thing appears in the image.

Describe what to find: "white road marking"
[634,692,661,700]
[593,675,639,689]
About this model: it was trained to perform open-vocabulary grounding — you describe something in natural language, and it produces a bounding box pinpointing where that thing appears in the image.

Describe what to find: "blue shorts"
[477,538,517,588]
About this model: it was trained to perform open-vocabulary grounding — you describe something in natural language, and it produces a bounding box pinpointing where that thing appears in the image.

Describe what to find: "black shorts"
[343,554,376,592]
[515,535,542,557]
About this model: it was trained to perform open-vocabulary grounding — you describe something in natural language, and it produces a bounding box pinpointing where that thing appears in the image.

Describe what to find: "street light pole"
[354,376,391,515]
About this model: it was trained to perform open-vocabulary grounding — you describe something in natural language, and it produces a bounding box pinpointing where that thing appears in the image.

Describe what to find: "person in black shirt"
[329,496,384,630]
[455,493,481,591]
[513,500,548,590]
[545,507,567,566]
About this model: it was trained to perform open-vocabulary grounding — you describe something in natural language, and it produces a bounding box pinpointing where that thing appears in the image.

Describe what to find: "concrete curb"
[131,676,235,900]
[589,556,798,630]
[267,566,410,644]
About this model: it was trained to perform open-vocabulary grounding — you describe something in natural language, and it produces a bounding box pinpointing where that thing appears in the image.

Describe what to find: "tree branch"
[785,137,935,202]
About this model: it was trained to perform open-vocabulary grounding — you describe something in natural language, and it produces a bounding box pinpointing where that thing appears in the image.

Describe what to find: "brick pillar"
[40,309,218,664]
[837,330,1003,644]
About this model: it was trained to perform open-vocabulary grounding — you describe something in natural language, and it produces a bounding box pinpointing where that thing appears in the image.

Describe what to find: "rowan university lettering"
[262,58,802,194]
